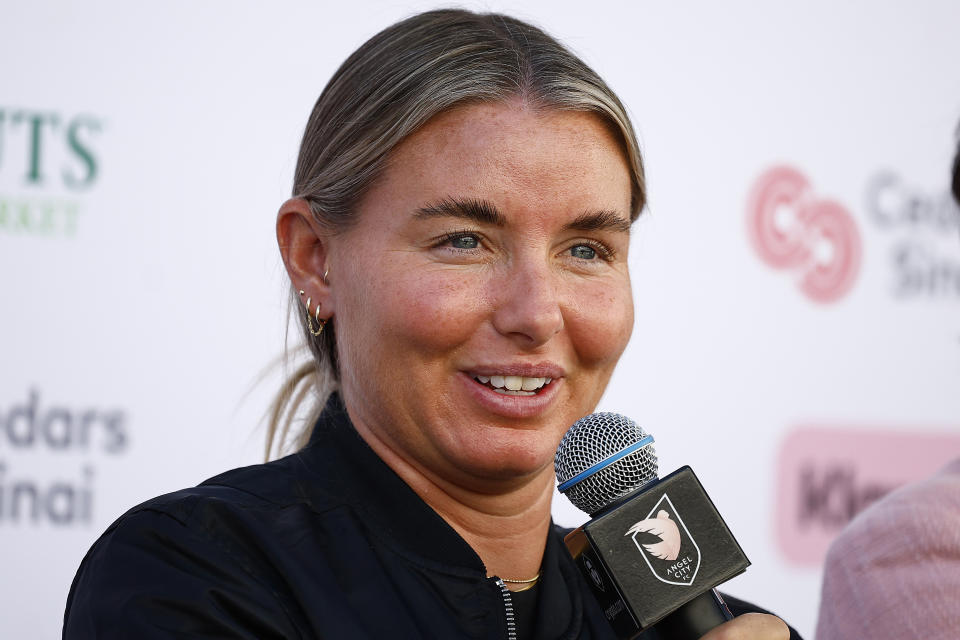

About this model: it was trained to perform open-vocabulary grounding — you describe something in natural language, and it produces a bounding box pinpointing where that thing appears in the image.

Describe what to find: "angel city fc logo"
[747,166,861,304]
[625,494,701,586]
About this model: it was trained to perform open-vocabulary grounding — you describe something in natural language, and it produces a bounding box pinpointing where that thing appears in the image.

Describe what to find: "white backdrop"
[3,1,960,638]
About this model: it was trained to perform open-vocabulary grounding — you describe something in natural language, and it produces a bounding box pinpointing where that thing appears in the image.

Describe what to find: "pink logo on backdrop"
[775,426,960,566]
[747,166,862,303]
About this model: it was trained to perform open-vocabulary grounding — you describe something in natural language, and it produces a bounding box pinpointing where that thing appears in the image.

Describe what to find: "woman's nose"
[490,258,564,348]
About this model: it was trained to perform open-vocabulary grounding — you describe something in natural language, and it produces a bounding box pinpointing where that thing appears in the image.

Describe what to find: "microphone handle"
[652,589,733,639]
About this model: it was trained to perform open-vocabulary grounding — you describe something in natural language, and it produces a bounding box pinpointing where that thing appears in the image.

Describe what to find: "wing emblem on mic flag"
[626,510,682,560]
[625,493,702,587]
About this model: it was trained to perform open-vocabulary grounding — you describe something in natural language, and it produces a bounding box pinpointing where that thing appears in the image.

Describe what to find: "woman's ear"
[276,198,332,316]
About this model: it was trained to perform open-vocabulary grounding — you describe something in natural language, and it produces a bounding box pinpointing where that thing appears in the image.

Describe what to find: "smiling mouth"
[473,375,553,396]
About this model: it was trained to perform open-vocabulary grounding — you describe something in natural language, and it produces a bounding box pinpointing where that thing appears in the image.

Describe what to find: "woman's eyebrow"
[565,210,632,234]
[414,199,630,233]
[414,197,506,226]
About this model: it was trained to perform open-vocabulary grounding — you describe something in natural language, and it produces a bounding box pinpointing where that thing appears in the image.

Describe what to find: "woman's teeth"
[474,375,552,395]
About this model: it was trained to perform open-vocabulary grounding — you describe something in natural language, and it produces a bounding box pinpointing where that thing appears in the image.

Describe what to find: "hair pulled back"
[267,9,646,458]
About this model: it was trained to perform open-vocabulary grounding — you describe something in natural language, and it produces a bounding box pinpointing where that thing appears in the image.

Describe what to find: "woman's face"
[327,100,634,485]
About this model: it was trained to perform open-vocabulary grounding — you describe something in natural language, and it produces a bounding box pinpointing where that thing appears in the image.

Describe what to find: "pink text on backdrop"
[775,426,960,566]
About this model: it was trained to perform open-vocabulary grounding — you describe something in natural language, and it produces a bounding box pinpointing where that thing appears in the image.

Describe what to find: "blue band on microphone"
[557,435,654,493]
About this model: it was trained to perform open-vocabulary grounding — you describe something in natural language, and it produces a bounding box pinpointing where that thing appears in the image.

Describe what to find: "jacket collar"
[298,393,593,638]
[299,393,487,576]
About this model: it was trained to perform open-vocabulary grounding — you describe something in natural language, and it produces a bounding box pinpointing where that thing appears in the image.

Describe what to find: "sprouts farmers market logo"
[747,165,960,303]
[0,107,104,237]
[0,388,128,526]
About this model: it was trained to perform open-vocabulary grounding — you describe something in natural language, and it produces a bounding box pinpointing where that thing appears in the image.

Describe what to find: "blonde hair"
[266,9,646,459]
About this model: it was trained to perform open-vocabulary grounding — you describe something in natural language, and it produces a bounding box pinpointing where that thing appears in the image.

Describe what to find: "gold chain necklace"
[499,571,541,589]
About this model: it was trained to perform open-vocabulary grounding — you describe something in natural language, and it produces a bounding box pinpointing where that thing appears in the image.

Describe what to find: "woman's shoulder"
[75,447,348,572]
[63,487,296,637]
[63,453,343,638]
[101,449,339,536]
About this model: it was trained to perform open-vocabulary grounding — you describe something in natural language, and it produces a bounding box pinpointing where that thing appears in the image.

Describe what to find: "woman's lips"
[473,374,553,395]
[458,371,563,419]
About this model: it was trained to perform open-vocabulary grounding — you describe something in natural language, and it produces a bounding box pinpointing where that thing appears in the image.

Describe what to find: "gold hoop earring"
[298,290,327,336]
[322,266,330,284]
[308,302,326,336]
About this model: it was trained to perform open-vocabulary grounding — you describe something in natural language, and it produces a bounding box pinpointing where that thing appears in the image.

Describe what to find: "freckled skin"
[326,100,634,489]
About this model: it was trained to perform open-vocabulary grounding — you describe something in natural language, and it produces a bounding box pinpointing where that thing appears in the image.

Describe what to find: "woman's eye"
[447,234,480,250]
[570,244,598,260]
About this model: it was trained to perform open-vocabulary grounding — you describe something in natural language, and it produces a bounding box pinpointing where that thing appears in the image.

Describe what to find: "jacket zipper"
[495,578,517,640]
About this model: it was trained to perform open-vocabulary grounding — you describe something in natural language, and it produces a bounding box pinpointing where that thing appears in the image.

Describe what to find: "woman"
[64,10,792,639]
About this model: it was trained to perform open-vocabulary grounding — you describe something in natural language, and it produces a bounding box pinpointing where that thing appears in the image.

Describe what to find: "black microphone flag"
[556,413,750,639]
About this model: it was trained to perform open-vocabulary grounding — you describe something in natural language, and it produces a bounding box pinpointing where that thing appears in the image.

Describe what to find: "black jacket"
[64,395,800,639]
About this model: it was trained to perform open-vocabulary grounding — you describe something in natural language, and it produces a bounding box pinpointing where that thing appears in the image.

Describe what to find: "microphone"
[555,413,750,639]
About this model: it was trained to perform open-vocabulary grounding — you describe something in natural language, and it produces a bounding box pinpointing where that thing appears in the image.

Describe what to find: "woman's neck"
[425,469,555,588]
[351,418,555,588]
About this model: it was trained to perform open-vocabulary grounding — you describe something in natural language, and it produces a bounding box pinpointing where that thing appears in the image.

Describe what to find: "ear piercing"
[298,289,327,336]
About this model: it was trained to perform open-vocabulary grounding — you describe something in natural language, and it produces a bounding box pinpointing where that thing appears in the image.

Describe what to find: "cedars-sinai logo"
[747,166,861,303]
[625,494,700,587]
[0,107,103,237]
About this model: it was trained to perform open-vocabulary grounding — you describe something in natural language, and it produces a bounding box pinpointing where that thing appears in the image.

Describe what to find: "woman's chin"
[445,431,558,484]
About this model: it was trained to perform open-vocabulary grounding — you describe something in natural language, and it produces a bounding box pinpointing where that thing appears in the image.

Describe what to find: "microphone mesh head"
[554,412,659,516]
